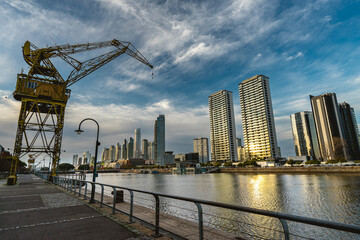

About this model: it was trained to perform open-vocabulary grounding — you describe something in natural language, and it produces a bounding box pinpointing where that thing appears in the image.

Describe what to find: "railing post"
[279,218,290,240]
[74,179,77,194]
[78,180,82,197]
[100,184,104,208]
[128,190,134,223]
[152,194,161,238]
[112,187,117,214]
[66,179,70,191]
[84,182,88,199]
[89,182,96,203]
[195,202,204,240]
[70,179,73,193]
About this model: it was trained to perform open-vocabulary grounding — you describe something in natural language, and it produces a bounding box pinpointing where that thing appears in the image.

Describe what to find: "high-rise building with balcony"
[122,139,127,160]
[115,142,121,160]
[310,93,348,161]
[339,102,360,160]
[209,90,237,161]
[101,148,110,166]
[239,75,280,160]
[83,151,91,165]
[109,145,116,162]
[134,128,142,158]
[72,154,78,166]
[290,111,321,159]
[142,139,149,160]
[193,137,209,163]
[127,137,134,160]
[154,115,165,165]
[148,141,154,160]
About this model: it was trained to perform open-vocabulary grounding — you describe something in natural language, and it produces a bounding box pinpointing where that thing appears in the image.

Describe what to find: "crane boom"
[23,39,153,87]
[8,39,153,185]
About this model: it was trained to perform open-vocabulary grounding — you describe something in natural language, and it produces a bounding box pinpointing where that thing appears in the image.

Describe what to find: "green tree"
[78,164,90,171]
[223,162,233,167]
[58,163,74,172]
[287,160,295,166]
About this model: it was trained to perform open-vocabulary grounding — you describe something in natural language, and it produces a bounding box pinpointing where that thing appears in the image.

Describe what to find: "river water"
[91,172,360,239]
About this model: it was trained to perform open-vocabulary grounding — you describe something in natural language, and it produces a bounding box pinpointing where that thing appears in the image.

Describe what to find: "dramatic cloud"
[1,0,360,160]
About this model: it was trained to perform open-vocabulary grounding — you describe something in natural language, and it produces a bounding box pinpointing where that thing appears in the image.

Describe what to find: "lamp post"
[75,118,100,203]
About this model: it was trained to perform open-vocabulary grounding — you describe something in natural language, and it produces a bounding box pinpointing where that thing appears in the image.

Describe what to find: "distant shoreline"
[84,166,360,175]
[219,166,360,174]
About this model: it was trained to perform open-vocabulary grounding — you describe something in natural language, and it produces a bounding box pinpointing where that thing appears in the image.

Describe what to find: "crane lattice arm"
[23,39,153,87]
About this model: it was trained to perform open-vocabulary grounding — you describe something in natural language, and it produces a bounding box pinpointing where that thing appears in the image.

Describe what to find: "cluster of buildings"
[290,93,360,161]
[72,116,211,168]
[209,75,281,162]
[72,74,359,167]
[209,74,360,163]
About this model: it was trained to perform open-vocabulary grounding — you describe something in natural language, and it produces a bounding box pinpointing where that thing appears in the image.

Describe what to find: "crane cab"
[13,74,70,103]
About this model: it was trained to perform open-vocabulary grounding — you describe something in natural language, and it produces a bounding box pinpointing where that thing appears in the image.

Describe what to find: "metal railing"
[37,173,360,240]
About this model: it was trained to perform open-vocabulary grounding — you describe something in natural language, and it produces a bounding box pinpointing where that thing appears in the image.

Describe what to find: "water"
[91,173,360,239]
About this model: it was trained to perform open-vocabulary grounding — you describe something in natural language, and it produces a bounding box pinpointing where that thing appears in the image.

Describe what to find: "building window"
[27,81,37,89]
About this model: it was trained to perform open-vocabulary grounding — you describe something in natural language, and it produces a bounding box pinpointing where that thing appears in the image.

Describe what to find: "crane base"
[7,175,17,185]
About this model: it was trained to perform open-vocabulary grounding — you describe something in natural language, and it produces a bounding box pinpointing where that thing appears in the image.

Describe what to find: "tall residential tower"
[310,93,348,161]
[339,102,360,160]
[154,115,165,165]
[290,111,320,159]
[209,90,237,161]
[239,75,280,160]
[134,128,142,158]
[193,137,209,163]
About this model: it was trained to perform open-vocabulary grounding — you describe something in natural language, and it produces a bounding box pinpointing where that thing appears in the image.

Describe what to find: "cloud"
[0,93,210,162]
[286,52,304,61]
[105,78,142,93]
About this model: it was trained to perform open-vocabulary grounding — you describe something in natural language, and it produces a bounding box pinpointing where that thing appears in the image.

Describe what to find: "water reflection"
[93,173,360,239]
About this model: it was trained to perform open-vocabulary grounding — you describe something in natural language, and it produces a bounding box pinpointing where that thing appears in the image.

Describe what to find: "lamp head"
[75,129,84,135]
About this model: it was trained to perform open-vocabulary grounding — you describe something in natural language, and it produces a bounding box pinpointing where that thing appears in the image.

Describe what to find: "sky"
[1,0,360,164]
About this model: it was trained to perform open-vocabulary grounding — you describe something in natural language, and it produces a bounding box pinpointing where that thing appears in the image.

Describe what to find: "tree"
[0,155,27,172]
[287,160,295,166]
[59,163,74,172]
[78,164,90,171]
[223,162,233,167]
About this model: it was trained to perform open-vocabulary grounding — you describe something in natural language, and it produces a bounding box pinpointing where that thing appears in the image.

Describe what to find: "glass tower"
[310,93,348,161]
[154,115,165,165]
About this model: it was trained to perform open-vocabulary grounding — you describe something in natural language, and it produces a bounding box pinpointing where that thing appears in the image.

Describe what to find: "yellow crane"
[7,39,153,185]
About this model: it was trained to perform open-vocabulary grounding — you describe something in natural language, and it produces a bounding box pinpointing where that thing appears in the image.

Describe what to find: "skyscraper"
[101,148,110,165]
[127,137,134,160]
[193,137,209,163]
[239,75,280,160]
[134,128,142,158]
[109,145,116,162]
[209,90,237,162]
[115,142,121,160]
[83,151,91,165]
[154,115,165,165]
[310,93,348,161]
[142,139,149,160]
[72,154,78,166]
[122,139,127,160]
[339,102,360,160]
[290,111,320,159]
[148,141,154,160]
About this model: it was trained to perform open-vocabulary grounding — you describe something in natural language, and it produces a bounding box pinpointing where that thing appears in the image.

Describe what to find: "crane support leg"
[7,98,66,185]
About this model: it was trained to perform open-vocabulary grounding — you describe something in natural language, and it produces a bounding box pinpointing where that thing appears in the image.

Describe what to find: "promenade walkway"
[0,174,150,240]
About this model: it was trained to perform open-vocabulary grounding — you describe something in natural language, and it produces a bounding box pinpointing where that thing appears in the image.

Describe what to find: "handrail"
[36,173,360,239]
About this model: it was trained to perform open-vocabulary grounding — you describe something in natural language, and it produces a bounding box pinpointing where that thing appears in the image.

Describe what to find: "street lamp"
[75,118,100,203]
